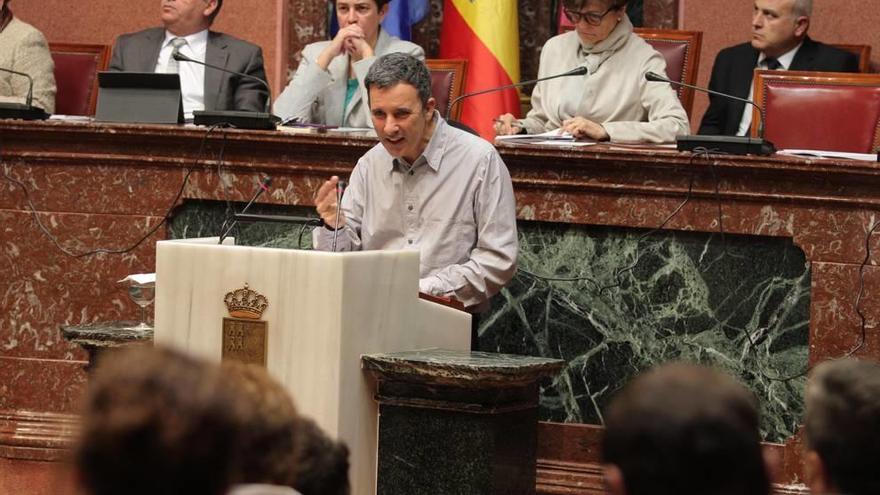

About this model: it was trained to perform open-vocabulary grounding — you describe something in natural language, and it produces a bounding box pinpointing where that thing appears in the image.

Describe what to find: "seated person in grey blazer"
[109,0,268,118]
[273,0,424,128]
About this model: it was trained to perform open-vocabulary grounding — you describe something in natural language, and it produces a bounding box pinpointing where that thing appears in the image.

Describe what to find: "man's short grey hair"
[791,0,812,18]
[364,53,433,108]
[805,358,880,495]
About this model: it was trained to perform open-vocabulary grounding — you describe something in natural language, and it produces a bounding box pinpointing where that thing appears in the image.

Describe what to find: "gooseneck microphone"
[644,71,775,155]
[218,176,272,245]
[171,48,279,130]
[0,67,49,120]
[331,179,348,253]
[445,65,590,121]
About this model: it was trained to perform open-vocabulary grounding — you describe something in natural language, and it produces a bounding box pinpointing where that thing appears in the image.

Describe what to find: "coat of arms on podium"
[222,283,268,366]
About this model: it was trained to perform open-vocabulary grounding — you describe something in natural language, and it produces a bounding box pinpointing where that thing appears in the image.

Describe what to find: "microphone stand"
[218,176,272,245]
[172,50,279,130]
[644,71,775,156]
[0,67,49,120]
[445,66,589,121]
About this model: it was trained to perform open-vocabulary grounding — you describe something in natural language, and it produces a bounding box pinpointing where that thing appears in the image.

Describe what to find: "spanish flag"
[440,0,520,140]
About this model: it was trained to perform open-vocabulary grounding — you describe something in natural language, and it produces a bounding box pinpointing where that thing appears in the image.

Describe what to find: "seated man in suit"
[109,0,268,118]
[804,358,880,495]
[698,0,859,136]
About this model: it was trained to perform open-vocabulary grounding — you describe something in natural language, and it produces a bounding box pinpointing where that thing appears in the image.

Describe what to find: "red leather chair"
[48,43,111,116]
[829,43,872,73]
[556,7,702,116]
[633,28,702,117]
[751,70,880,153]
[426,59,468,120]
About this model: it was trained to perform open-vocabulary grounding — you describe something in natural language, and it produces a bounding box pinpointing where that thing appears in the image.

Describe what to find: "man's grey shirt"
[314,114,518,309]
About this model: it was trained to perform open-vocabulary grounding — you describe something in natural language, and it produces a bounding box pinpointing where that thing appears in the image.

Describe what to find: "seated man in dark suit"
[699,0,859,136]
[109,0,268,118]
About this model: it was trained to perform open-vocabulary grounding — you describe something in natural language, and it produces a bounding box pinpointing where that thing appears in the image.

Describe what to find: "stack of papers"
[777,149,879,162]
[495,129,596,147]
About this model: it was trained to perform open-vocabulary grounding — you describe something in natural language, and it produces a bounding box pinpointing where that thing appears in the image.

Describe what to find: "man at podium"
[312,53,518,313]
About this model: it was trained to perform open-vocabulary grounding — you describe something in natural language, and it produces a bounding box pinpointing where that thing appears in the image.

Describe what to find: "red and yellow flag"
[440,0,520,140]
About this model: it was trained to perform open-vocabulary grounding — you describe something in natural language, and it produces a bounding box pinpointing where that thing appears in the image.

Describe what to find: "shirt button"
[407,205,413,211]
[409,170,414,175]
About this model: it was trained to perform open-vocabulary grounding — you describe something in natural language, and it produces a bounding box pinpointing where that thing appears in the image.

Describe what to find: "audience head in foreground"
[804,358,880,495]
[74,346,243,495]
[602,363,770,495]
[221,361,302,494]
[290,416,351,495]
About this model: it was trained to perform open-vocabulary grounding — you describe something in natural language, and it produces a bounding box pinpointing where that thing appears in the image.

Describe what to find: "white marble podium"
[153,238,471,494]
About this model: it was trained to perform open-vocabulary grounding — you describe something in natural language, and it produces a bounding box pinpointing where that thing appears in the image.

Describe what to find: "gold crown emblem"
[224,283,268,319]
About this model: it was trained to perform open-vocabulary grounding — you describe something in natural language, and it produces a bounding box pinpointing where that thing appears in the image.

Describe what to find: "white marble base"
[154,238,470,495]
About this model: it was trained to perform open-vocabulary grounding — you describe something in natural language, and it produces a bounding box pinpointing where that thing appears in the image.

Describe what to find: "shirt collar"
[387,111,447,174]
[163,29,209,52]
[758,41,803,70]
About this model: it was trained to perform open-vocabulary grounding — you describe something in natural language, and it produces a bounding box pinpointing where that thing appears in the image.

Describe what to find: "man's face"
[751,0,808,57]
[161,0,217,35]
[369,82,436,164]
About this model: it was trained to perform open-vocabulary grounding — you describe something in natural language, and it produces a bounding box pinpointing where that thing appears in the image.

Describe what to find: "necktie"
[166,37,187,74]
[763,57,782,70]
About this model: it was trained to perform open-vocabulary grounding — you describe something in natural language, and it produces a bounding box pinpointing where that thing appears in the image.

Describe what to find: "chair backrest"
[829,43,873,73]
[48,43,111,116]
[426,59,468,120]
[556,7,702,116]
[633,28,702,117]
[752,70,880,153]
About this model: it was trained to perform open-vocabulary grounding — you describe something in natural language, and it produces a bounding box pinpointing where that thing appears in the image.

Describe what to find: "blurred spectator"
[222,361,301,495]
[74,346,242,495]
[602,363,770,495]
[804,358,880,495]
[292,417,351,495]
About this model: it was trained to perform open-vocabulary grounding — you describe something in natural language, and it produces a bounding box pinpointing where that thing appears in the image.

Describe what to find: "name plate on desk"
[222,283,269,366]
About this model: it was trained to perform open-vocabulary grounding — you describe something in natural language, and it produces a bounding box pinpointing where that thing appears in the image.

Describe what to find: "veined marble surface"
[481,222,810,443]
[170,201,811,443]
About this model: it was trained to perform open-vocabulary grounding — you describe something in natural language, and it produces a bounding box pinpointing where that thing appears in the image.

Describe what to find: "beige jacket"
[0,17,55,113]
[521,21,688,143]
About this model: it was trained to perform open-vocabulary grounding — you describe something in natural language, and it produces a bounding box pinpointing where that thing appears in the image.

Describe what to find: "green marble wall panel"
[169,201,810,443]
[480,222,810,443]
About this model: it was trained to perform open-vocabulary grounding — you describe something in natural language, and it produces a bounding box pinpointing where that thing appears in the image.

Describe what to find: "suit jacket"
[698,37,860,135]
[0,17,56,113]
[273,29,424,127]
[108,27,268,112]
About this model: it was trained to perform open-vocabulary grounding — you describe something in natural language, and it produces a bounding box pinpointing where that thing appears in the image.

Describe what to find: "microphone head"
[171,49,186,62]
[568,66,589,76]
[336,179,348,193]
[645,71,666,82]
[260,176,272,190]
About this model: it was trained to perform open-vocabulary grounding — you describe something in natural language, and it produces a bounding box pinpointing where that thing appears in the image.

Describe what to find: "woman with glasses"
[0,0,55,114]
[274,0,424,127]
[495,0,688,143]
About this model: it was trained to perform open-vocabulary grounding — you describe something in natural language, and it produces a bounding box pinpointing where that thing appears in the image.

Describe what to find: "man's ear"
[203,0,219,19]
[424,96,436,117]
[804,450,832,495]
[603,464,627,495]
[793,16,809,38]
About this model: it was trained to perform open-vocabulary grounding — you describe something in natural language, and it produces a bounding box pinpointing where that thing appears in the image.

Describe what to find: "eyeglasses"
[563,7,616,26]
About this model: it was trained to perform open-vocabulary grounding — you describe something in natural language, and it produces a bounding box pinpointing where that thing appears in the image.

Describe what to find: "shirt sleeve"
[274,44,331,123]
[419,149,519,309]
[602,51,691,143]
